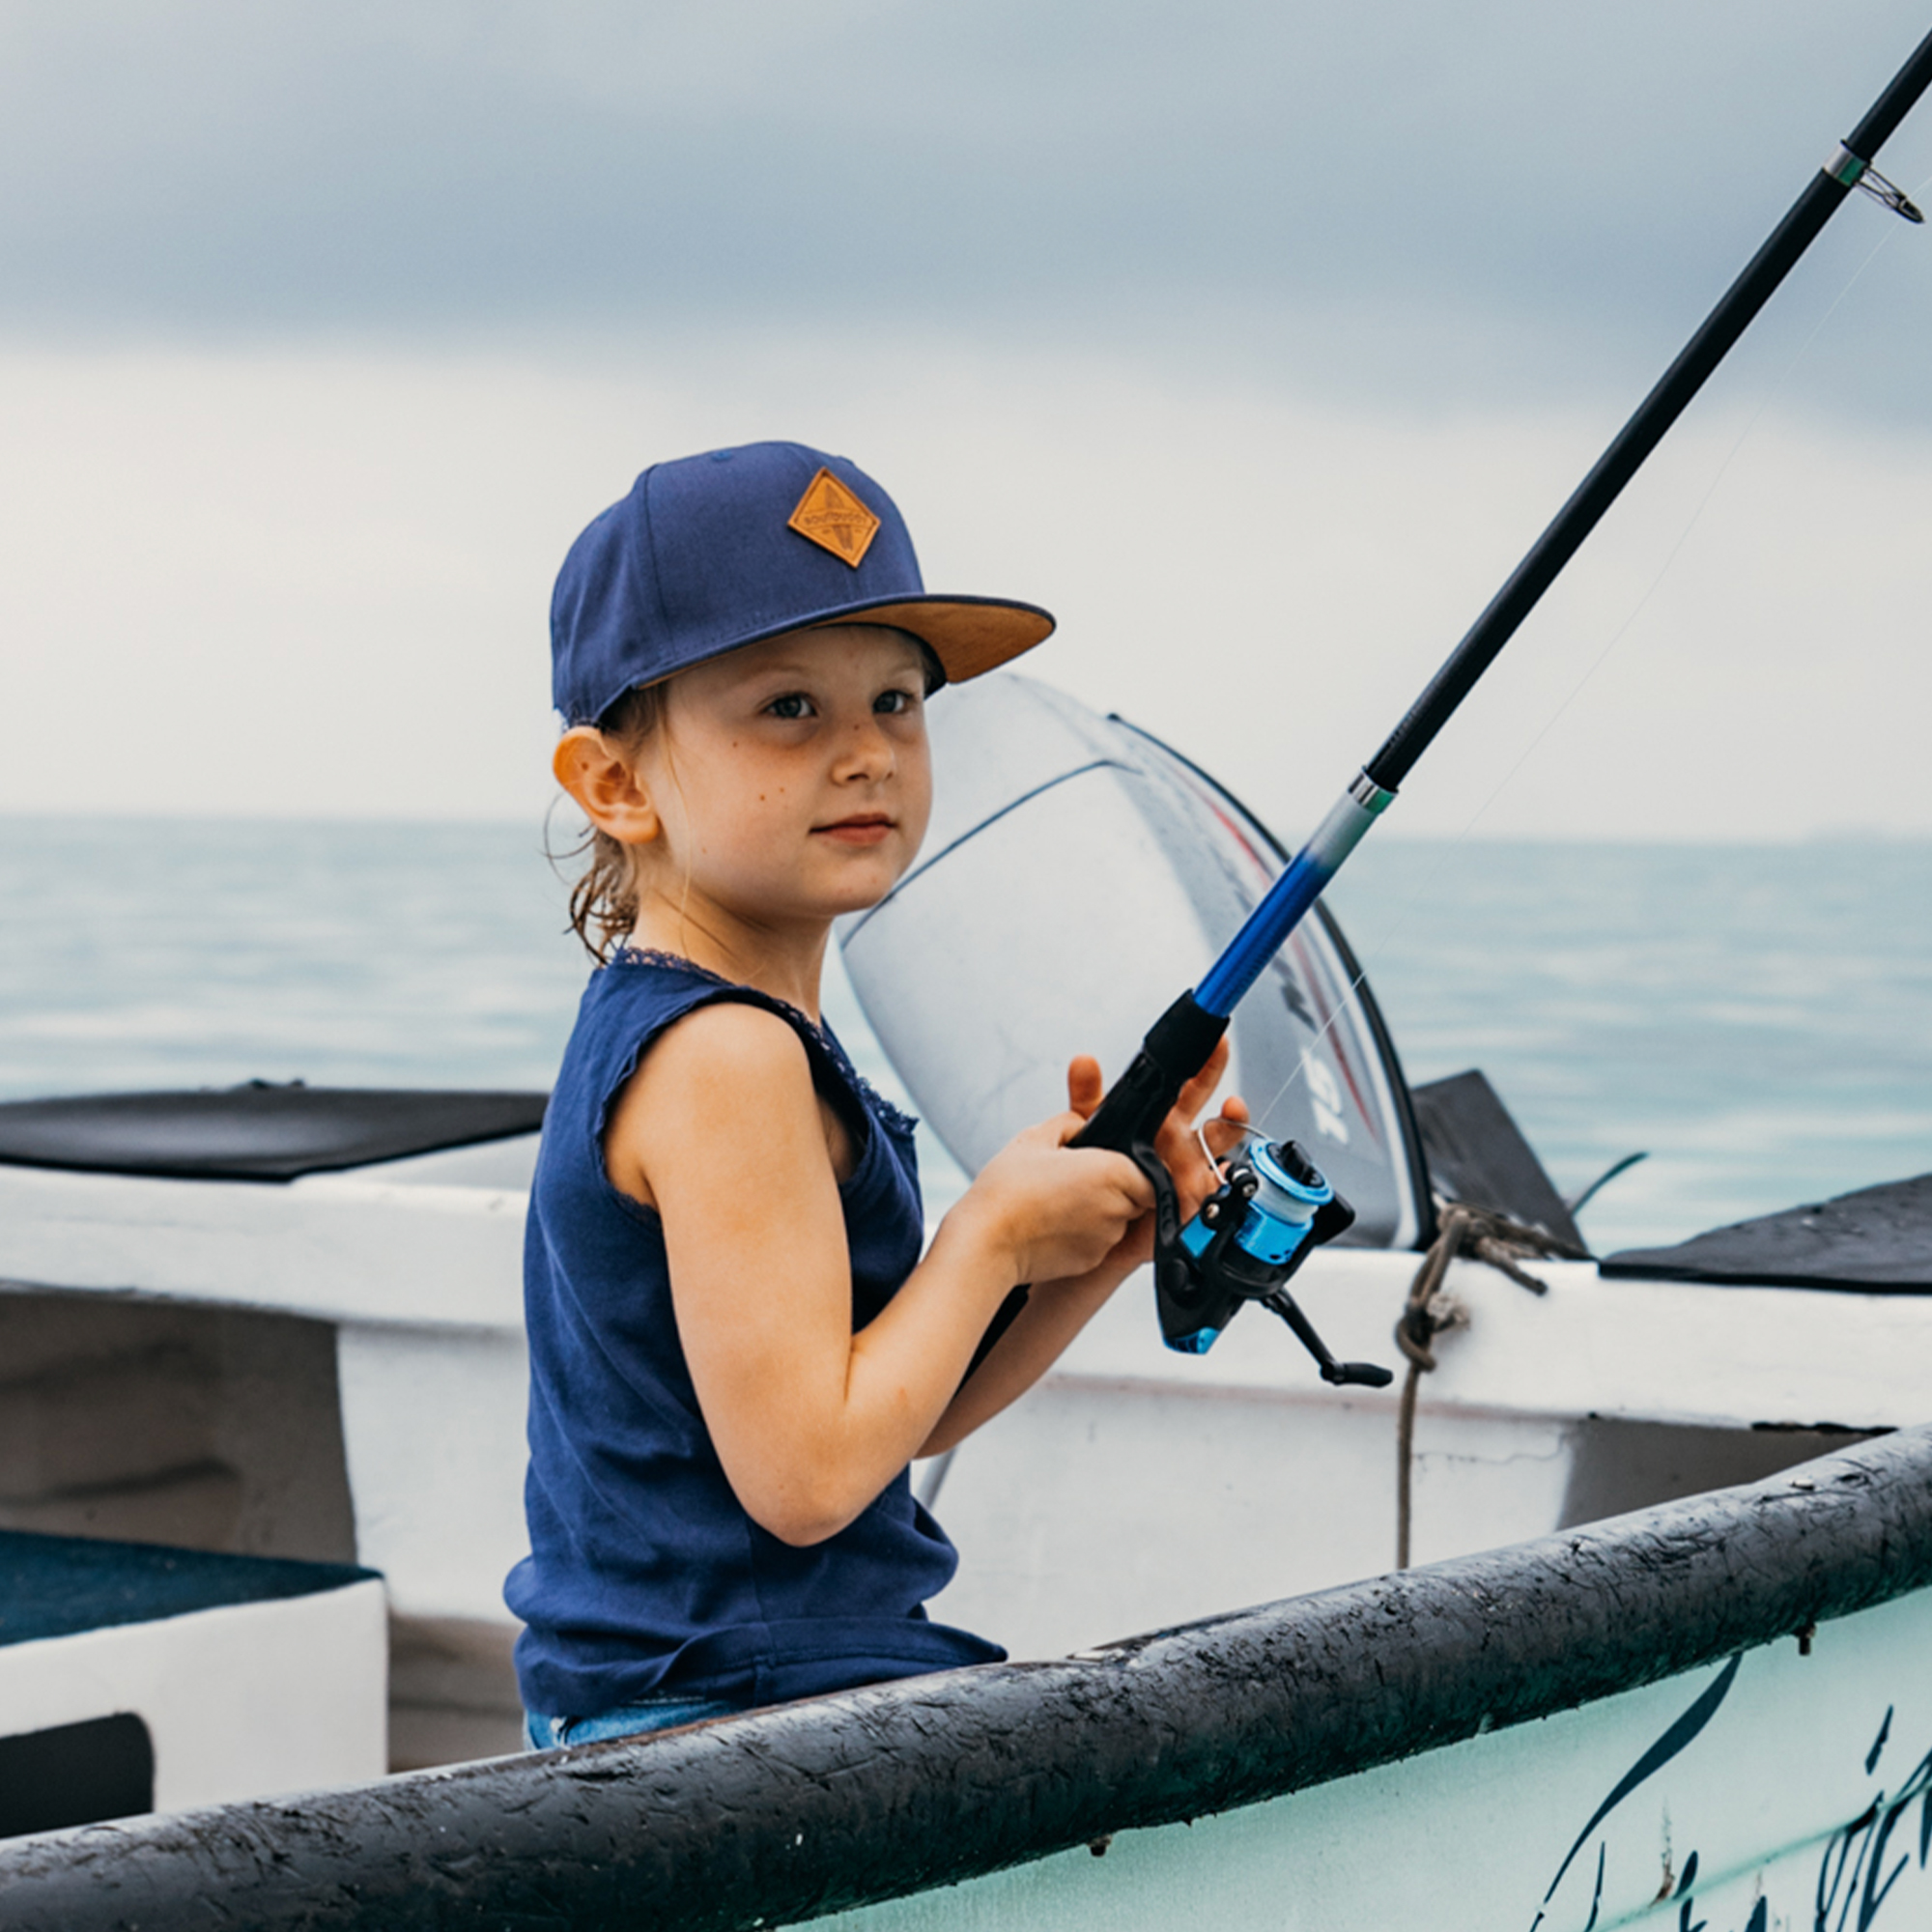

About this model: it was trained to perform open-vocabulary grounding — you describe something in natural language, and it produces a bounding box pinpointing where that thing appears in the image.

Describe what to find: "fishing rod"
[1070,25,1932,1379]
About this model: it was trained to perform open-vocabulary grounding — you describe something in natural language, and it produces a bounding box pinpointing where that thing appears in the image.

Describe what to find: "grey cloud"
[2,1,1928,414]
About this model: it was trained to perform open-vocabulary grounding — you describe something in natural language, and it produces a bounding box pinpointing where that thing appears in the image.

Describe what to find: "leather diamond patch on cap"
[786,468,881,568]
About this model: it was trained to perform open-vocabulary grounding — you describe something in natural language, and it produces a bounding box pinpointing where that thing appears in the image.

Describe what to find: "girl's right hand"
[952,1112,1153,1286]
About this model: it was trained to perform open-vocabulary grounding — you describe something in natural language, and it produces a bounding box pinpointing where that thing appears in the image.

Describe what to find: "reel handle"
[1260,1288,1395,1389]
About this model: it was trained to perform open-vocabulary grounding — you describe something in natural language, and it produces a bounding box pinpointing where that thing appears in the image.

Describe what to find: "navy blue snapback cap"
[552,440,1056,724]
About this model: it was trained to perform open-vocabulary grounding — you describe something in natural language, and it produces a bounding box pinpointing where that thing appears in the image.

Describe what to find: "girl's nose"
[835,716,895,781]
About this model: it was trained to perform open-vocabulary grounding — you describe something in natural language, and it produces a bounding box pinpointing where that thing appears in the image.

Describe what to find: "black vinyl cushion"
[0,1083,548,1181]
[0,1528,377,1645]
[1603,1172,1932,1293]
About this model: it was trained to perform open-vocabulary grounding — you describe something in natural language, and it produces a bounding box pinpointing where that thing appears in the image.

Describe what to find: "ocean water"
[3,815,1928,1258]
[1326,837,1932,1256]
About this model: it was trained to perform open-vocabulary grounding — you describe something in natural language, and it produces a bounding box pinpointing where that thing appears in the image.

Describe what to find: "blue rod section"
[1194,852,1334,1018]
[1193,775,1392,1017]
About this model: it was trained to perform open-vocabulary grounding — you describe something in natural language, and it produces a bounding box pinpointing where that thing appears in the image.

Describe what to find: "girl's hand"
[954,1113,1155,1287]
[914,1043,1247,1460]
[1063,1038,1249,1277]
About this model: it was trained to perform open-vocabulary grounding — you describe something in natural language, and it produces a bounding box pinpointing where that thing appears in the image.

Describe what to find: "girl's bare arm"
[604,1002,1152,1548]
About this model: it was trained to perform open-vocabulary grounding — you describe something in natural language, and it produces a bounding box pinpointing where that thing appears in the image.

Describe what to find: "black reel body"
[1069,991,1392,1389]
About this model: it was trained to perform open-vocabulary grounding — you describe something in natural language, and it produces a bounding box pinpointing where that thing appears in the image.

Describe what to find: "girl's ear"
[554,727,661,846]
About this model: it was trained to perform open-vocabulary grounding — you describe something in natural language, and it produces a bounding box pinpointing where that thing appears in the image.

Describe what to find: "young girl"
[507,440,1244,1748]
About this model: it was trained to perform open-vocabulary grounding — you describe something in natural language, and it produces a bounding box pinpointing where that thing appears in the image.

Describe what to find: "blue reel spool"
[1181,1137,1334,1273]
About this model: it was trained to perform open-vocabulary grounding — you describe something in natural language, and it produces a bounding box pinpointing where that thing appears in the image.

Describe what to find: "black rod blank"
[1364,26,1932,794]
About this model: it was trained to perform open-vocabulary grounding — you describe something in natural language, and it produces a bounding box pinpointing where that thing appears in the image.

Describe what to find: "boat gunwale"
[7,1423,1932,1928]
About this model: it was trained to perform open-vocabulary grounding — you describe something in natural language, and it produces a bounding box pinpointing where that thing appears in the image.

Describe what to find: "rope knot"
[1394,1199,1579,1568]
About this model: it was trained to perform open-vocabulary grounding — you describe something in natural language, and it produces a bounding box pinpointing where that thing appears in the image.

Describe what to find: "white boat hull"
[825,1588,1931,1932]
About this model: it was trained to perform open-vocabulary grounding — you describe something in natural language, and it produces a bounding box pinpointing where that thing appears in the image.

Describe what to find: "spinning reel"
[1128,1128,1392,1387]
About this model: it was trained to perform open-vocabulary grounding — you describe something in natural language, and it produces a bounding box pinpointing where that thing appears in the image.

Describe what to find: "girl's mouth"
[814,813,895,846]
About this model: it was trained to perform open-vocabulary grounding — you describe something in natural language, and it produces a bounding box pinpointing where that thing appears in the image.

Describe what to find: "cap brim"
[802,595,1054,685]
[578,592,1056,721]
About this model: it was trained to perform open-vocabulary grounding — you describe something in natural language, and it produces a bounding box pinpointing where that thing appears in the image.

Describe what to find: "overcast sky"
[3,1,1930,838]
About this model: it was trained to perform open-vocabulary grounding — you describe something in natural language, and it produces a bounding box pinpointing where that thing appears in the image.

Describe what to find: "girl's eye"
[765,693,814,720]
[874,689,919,716]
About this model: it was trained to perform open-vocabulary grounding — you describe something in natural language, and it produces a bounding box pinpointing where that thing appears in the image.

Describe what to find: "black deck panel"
[1408,1067,1586,1253]
[0,1084,548,1181]
[1603,1171,1932,1292]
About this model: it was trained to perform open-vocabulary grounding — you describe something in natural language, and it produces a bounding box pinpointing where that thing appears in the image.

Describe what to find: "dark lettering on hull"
[1536,1692,1932,1930]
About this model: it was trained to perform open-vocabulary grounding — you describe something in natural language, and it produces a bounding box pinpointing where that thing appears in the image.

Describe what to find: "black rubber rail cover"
[0,1084,549,1181]
[1603,1172,1932,1293]
[1409,1068,1585,1253]
[7,1427,1931,1929]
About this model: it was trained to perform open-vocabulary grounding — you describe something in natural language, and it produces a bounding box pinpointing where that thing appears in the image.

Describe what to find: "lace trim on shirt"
[611,947,920,1139]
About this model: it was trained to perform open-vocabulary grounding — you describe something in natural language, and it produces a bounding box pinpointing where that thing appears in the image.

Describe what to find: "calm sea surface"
[3,816,1928,1258]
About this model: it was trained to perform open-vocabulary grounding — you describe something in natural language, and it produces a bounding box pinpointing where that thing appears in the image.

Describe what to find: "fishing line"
[1241,180,1930,1145]
[1057,30,1932,1369]
[1445,168,1929,842]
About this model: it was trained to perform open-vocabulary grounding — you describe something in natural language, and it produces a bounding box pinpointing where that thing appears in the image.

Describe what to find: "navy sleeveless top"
[506,951,1004,1718]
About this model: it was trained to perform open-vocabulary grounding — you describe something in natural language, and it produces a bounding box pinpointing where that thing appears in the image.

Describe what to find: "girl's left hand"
[1061,1040,1248,1279]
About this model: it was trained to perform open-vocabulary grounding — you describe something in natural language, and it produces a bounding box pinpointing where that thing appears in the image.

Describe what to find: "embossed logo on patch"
[786,469,881,568]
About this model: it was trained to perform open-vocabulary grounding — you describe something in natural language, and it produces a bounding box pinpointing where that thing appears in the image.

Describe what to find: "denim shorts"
[525,1692,746,1751]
